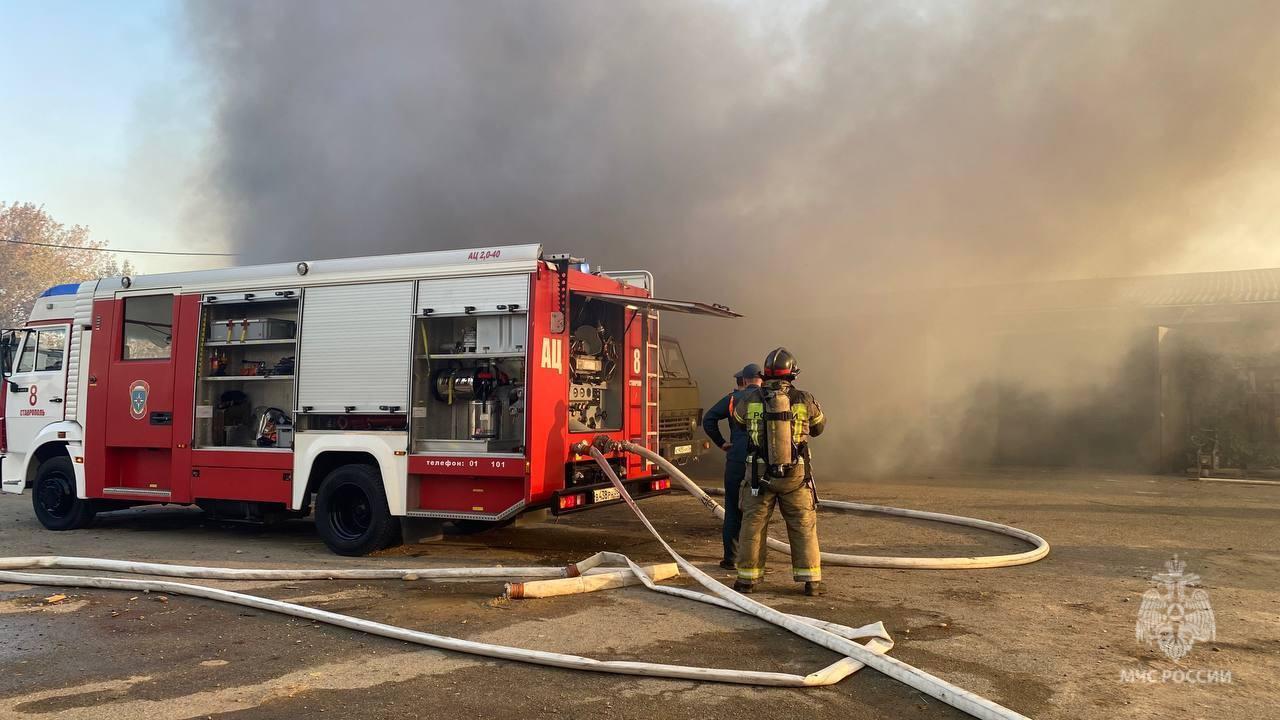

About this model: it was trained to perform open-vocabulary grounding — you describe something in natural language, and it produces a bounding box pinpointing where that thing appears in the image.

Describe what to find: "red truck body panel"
[77,262,662,518]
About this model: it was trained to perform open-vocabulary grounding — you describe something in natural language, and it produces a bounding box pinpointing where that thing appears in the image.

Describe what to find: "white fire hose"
[0,554,892,687]
[584,443,1034,720]
[624,441,1050,569]
[0,440,1048,720]
[506,563,680,598]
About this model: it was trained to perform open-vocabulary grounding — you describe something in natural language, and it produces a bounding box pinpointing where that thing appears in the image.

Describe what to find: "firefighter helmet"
[763,347,799,379]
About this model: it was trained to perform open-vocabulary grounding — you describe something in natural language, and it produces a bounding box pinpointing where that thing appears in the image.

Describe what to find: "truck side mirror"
[0,332,13,379]
[1,330,23,388]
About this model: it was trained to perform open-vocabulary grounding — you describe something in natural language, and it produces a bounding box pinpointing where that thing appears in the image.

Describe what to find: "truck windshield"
[659,339,690,379]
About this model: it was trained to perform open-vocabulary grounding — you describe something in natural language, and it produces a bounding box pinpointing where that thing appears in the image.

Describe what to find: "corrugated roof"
[939,267,1280,315]
[1098,268,1280,307]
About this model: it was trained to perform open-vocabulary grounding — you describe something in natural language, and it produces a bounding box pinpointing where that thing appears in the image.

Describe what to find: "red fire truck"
[0,245,736,554]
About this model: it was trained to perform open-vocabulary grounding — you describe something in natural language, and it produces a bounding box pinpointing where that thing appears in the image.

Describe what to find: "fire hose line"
[586,445,1033,720]
[0,445,1044,720]
[506,563,680,598]
[0,555,892,688]
[623,442,1050,569]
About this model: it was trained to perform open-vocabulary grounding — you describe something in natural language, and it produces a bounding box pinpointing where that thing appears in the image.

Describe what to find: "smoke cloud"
[188,0,1280,472]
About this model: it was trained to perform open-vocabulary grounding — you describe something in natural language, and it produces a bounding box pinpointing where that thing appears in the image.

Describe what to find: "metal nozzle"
[570,435,619,457]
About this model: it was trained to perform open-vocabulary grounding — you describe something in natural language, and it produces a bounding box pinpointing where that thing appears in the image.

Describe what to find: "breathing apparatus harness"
[745,378,816,501]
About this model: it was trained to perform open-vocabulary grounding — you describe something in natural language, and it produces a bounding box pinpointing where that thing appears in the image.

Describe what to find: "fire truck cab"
[0,245,737,555]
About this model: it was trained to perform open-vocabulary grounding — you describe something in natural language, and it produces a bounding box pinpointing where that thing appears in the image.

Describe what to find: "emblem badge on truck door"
[129,380,151,420]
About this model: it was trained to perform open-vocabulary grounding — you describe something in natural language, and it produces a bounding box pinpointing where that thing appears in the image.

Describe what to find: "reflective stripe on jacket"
[730,385,825,456]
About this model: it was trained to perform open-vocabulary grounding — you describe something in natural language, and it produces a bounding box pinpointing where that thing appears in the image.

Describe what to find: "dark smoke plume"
[188,0,1280,471]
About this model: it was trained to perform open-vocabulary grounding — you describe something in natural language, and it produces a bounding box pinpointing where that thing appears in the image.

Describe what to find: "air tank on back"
[764,386,793,478]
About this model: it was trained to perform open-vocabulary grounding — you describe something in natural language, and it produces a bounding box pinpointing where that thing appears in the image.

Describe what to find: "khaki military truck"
[657,337,711,466]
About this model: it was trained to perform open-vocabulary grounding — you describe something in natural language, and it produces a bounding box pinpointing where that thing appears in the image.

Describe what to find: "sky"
[0,0,226,274]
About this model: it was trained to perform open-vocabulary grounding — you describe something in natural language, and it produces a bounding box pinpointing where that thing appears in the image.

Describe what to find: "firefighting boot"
[804,581,825,597]
[732,580,756,594]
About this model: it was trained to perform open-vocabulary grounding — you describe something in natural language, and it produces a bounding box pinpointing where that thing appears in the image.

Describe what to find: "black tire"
[314,464,400,556]
[32,456,96,531]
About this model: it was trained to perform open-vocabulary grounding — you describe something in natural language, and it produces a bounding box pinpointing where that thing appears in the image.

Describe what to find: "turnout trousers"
[721,460,746,563]
[736,477,821,584]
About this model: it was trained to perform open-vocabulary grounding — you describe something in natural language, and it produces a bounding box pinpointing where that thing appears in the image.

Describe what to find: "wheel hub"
[329,483,373,541]
[37,475,75,518]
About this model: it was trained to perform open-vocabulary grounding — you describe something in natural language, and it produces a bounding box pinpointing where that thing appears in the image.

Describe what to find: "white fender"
[2,422,85,497]
[292,432,408,515]
[0,456,24,494]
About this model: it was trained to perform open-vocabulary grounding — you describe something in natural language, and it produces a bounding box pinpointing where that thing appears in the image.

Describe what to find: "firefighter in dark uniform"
[731,347,827,596]
[702,363,763,570]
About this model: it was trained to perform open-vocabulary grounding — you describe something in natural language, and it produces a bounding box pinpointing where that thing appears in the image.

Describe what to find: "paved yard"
[0,466,1275,719]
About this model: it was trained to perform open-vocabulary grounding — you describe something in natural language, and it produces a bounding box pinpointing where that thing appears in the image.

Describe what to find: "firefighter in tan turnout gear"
[731,347,827,596]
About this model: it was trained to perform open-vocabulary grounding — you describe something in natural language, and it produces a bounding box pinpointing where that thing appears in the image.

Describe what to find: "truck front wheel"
[32,456,96,531]
[314,464,400,556]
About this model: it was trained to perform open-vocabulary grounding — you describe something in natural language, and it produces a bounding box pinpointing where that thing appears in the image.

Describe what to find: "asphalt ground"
[0,465,1276,719]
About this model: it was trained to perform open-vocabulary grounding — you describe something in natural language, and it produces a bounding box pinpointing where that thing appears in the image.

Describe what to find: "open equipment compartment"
[410,275,529,454]
[566,291,626,433]
[195,289,299,450]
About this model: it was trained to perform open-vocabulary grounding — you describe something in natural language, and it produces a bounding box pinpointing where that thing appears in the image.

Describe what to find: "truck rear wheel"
[32,456,96,531]
[314,464,400,556]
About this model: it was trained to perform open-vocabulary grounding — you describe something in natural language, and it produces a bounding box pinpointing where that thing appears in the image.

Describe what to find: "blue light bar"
[39,283,80,297]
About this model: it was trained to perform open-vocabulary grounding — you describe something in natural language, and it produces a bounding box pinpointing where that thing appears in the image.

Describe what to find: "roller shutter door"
[416,274,529,317]
[297,282,414,413]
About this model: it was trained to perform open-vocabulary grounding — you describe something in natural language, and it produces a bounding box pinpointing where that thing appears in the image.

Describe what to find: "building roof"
[909,267,1280,317]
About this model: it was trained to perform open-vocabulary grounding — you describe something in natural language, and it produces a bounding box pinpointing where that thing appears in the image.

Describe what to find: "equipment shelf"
[419,351,526,360]
[202,375,295,382]
[205,339,296,347]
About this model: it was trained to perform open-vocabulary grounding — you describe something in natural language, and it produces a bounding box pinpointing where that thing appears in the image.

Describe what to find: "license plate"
[593,487,621,503]
[673,444,693,456]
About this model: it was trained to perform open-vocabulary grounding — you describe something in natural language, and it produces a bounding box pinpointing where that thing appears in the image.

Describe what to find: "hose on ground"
[1190,476,1280,487]
[506,563,679,598]
[0,447,1043,720]
[0,556,892,689]
[589,446,1031,720]
[627,442,1050,569]
[0,556,591,581]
